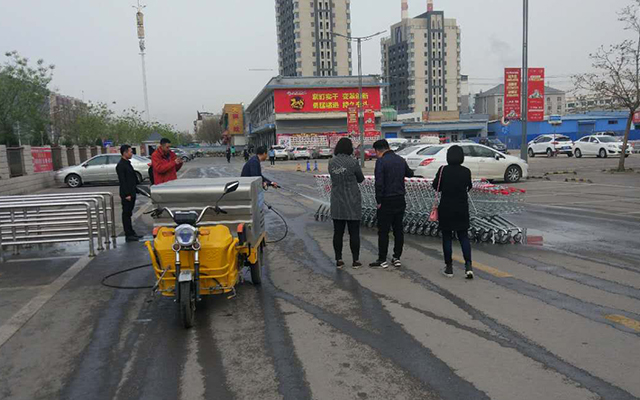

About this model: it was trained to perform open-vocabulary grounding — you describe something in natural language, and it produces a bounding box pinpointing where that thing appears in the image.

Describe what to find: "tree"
[196,116,223,144]
[177,130,194,146]
[0,51,55,146]
[574,0,640,171]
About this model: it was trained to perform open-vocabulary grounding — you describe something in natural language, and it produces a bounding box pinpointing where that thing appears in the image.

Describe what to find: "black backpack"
[148,166,155,185]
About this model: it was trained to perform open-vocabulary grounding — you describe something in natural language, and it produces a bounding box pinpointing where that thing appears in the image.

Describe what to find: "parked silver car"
[55,154,150,188]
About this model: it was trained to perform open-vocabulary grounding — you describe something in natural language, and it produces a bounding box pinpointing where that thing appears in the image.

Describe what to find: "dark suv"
[479,138,508,153]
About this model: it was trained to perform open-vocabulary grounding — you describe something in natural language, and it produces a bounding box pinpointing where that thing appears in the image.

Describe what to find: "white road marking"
[0,255,92,349]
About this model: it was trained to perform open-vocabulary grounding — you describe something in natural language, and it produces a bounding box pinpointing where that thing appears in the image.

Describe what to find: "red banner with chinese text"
[504,68,521,120]
[364,109,376,132]
[527,68,545,122]
[31,147,53,173]
[347,106,359,135]
[274,87,381,113]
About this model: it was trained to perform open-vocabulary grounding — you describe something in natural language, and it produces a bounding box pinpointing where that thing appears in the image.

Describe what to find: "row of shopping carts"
[314,175,526,245]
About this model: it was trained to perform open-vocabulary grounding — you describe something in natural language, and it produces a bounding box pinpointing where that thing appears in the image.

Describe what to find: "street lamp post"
[333,30,386,168]
[520,0,529,161]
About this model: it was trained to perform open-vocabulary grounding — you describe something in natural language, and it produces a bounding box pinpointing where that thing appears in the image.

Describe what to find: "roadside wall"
[0,145,61,195]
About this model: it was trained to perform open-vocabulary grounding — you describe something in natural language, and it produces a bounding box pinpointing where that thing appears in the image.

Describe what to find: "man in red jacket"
[151,138,183,185]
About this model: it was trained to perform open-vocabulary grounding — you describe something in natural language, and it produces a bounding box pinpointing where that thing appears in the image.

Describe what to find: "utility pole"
[520,0,529,161]
[334,30,386,167]
[134,0,150,122]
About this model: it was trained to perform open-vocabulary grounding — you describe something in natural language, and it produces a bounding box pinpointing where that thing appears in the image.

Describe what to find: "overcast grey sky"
[0,0,633,131]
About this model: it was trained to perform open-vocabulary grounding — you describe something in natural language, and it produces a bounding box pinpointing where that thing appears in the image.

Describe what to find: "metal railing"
[0,192,117,262]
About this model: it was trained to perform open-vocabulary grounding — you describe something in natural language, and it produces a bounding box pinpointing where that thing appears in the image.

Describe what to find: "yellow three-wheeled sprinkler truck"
[138,177,266,328]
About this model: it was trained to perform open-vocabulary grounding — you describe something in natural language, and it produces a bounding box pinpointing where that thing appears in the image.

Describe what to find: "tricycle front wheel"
[180,281,195,329]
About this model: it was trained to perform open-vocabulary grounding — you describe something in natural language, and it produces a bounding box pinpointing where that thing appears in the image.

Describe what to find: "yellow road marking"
[605,314,640,332]
[452,256,513,278]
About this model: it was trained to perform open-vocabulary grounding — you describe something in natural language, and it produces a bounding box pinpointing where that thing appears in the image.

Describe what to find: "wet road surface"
[1,157,639,400]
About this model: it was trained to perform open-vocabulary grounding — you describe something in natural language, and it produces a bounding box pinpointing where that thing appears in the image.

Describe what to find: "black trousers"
[270,156,276,165]
[442,230,472,265]
[333,220,360,261]
[121,196,136,237]
[377,196,406,260]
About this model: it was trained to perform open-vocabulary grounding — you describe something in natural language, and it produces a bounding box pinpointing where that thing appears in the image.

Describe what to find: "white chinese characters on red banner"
[31,147,53,173]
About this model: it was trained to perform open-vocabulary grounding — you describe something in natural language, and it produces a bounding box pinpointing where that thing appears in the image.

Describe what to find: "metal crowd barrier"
[0,192,117,262]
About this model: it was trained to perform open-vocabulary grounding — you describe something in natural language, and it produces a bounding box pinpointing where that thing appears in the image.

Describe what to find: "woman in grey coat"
[329,138,365,269]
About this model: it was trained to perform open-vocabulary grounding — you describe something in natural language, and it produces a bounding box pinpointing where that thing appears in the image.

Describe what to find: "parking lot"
[1,155,640,400]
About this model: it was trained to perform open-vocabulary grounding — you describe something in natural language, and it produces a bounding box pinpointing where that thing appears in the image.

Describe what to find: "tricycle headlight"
[175,224,197,247]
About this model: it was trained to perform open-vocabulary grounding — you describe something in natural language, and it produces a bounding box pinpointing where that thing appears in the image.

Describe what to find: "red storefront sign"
[527,67,545,122]
[31,147,53,173]
[364,109,376,132]
[504,68,521,120]
[347,106,359,135]
[274,87,381,113]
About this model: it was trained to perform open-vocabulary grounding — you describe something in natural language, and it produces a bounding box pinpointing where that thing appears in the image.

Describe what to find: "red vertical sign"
[527,68,545,122]
[347,106,359,135]
[504,68,521,120]
[363,109,376,132]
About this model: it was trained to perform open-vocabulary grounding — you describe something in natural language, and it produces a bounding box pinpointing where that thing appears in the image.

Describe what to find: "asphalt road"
[1,156,639,400]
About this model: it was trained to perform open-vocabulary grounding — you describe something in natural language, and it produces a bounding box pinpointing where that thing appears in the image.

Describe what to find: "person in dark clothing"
[370,139,414,269]
[243,148,250,162]
[329,138,365,269]
[241,146,279,189]
[432,145,474,279]
[116,144,141,242]
[226,147,231,163]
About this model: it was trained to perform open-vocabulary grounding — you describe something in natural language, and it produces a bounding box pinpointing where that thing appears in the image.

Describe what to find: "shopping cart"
[313,175,526,244]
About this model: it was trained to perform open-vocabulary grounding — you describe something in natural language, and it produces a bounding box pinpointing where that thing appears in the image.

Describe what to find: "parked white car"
[528,134,574,157]
[573,135,633,158]
[413,143,528,183]
[397,145,436,170]
[288,146,312,160]
[54,154,150,188]
[272,145,289,160]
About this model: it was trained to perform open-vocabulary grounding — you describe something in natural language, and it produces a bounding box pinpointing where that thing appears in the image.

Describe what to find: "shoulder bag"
[429,166,444,222]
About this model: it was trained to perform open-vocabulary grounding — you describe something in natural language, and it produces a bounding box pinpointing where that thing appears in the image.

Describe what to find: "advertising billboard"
[504,68,521,120]
[223,104,245,135]
[527,68,545,122]
[274,87,381,114]
[364,109,376,132]
[31,147,53,173]
[347,106,359,135]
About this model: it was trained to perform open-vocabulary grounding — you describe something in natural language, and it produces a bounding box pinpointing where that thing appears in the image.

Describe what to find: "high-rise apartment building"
[276,0,352,77]
[381,0,461,113]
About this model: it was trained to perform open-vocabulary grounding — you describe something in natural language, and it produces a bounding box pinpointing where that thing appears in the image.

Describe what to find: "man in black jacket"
[116,145,140,242]
[370,139,414,269]
[241,146,279,189]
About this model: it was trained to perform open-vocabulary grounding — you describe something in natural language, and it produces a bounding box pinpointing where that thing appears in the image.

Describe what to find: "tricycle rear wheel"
[250,245,264,285]
[179,281,195,329]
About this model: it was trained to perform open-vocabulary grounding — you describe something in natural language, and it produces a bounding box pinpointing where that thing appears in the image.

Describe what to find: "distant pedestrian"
[226,147,231,163]
[370,139,414,269]
[116,144,141,242]
[329,138,365,269]
[241,146,279,189]
[151,138,183,185]
[432,145,474,279]
[243,148,250,162]
[231,146,236,157]
[268,147,276,166]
